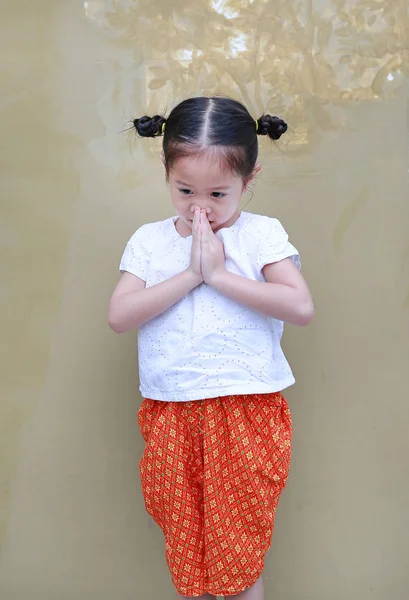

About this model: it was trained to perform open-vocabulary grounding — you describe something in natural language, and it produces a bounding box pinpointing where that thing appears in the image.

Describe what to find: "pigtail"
[133,115,167,138]
[256,115,287,140]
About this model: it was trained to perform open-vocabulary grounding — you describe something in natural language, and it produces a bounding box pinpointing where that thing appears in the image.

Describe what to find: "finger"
[201,212,210,240]
[192,207,200,235]
[202,218,214,244]
[200,210,210,228]
[203,212,214,232]
[198,209,204,240]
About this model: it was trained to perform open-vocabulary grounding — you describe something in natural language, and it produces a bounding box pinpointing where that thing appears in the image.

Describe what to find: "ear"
[243,163,262,190]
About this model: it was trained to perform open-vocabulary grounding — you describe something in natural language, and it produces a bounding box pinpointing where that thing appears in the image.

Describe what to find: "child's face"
[168,153,248,235]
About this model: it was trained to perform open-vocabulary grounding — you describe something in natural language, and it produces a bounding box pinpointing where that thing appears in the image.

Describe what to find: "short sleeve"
[119,225,151,281]
[256,218,301,271]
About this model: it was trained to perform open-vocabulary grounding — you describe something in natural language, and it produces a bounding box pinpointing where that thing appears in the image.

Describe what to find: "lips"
[188,218,214,223]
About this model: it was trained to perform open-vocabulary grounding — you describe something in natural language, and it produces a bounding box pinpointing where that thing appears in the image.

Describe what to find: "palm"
[200,214,226,283]
[189,208,203,280]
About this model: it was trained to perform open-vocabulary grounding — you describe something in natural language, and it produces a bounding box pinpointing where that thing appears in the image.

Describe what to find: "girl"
[108,97,314,600]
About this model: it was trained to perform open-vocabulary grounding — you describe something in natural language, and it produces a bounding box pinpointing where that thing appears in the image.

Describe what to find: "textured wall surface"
[1,1,409,598]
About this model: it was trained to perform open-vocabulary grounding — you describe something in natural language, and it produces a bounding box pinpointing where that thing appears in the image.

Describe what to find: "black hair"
[132,97,287,179]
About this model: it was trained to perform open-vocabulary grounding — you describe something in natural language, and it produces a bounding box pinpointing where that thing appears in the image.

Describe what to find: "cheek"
[172,196,190,214]
[170,192,183,206]
[226,194,241,210]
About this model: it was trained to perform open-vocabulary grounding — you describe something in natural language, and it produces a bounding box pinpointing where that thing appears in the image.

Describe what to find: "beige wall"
[1,1,409,599]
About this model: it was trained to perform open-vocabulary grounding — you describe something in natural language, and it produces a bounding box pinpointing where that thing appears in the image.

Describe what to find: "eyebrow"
[175,180,231,190]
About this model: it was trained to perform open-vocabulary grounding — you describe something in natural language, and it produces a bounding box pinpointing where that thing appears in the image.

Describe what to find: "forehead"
[169,153,241,185]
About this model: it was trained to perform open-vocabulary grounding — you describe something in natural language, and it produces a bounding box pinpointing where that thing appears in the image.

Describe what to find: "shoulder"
[126,217,174,245]
[243,213,300,270]
[239,212,288,240]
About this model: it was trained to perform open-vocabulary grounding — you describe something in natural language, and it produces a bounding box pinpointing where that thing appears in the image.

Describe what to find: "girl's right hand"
[187,207,203,283]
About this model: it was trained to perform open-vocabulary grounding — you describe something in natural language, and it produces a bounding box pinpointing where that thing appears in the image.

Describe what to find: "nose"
[191,205,211,215]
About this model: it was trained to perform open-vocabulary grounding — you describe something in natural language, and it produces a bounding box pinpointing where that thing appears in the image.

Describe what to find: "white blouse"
[119,211,300,402]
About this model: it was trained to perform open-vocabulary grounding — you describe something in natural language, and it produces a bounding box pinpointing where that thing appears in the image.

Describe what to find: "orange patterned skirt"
[138,392,292,597]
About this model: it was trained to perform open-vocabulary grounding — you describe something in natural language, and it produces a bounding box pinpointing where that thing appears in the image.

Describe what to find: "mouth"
[188,218,215,224]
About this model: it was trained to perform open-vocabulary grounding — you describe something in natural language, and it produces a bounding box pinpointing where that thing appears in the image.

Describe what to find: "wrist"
[184,268,203,288]
[204,268,228,288]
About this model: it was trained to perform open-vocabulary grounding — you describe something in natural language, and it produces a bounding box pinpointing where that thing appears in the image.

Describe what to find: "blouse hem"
[140,377,295,402]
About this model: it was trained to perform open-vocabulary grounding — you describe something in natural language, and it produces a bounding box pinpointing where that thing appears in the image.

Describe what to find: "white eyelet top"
[119,211,300,402]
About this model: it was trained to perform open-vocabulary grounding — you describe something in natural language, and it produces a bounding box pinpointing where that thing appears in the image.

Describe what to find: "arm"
[109,207,203,333]
[108,269,202,333]
[207,258,314,326]
[200,210,313,326]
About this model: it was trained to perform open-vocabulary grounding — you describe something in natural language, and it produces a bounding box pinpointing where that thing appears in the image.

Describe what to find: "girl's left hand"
[200,210,226,284]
